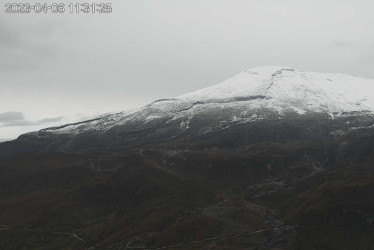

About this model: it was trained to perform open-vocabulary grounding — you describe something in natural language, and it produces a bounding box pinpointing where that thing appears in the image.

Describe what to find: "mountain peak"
[178,66,374,114]
[178,66,294,100]
[243,65,295,74]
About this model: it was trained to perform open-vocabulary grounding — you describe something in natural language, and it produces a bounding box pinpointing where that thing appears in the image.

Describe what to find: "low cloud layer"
[0,112,62,127]
[0,112,24,122]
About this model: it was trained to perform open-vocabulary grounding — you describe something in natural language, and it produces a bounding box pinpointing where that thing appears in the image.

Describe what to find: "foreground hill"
[0,127,373,249]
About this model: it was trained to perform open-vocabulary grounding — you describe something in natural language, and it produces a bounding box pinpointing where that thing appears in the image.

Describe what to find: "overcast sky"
[1,0,374,139]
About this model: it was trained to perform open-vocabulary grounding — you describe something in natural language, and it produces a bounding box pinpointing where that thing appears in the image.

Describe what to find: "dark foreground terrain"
[0,116,373,249]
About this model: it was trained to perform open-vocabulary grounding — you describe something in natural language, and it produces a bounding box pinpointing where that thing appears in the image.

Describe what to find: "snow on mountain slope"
[41,66,374,135]
[179,66,295,100]
[179,66,374,113]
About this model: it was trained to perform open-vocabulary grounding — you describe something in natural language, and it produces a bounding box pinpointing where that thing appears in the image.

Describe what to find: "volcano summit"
[1,66,374,156]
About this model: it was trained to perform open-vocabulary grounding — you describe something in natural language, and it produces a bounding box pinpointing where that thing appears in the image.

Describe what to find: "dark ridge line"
[266,68,295,90]
[39,96,268,132]
[148,98,178,106]
[192,95,267,105]
[160,95,268,127]
[148,96,267,107]
[39,114,113,132]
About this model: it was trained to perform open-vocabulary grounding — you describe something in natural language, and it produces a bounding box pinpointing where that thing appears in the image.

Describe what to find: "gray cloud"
[0,112,63,127]
[0,112,24,122]
[38,117,64,123]
[330,40,358,50]
[0,15,59,72]
[0,24,20,48]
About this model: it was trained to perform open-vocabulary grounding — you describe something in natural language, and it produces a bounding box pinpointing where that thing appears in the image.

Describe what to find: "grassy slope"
[0,135,373,249]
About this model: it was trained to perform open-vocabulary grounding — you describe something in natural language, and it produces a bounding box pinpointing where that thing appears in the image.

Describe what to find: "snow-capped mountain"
[179,66,374,113]
[38,66,374,135]
[41,66,374,133]
[1,66,374,156]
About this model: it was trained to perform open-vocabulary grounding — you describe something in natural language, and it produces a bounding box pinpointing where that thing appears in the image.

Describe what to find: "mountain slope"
[1,66,374,157]
[0,121,373,249]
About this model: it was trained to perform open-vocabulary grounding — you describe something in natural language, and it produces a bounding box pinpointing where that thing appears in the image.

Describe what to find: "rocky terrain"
[0,66,373,249]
